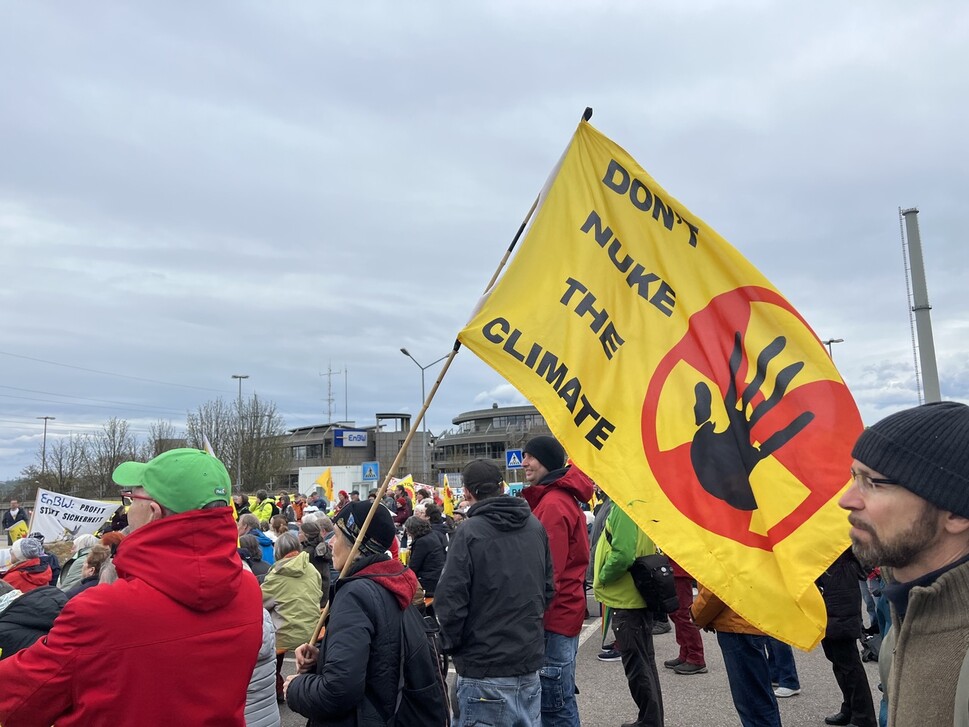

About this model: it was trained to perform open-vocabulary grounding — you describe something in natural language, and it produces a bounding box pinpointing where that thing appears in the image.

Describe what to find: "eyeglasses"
[850,469,899,495]
[123,492,155,505]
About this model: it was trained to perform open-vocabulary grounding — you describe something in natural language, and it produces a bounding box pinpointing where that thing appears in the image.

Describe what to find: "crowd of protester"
[1,401,968,727]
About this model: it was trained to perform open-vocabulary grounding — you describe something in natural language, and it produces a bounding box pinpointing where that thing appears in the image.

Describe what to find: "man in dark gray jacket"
[436,459,555,726]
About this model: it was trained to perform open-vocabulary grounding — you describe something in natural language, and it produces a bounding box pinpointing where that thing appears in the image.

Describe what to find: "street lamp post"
[231,374,249,492]
[400,348,448,483]
[823,338,844,360]
[36,416,55,475]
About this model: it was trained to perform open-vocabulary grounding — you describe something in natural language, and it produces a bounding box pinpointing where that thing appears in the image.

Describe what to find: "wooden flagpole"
[307,185,549,645]
[306,107,594,645]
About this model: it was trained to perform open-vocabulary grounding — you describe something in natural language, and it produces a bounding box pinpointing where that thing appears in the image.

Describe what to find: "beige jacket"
[880,559,969,727]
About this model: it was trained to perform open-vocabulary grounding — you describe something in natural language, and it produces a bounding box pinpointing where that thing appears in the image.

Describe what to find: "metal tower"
[900,207,941,403]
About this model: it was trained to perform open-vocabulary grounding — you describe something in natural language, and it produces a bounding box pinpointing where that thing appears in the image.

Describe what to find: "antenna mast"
[320,363,337,422]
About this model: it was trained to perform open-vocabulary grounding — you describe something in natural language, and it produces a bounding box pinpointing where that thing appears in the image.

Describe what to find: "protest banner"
[29,489,116,543]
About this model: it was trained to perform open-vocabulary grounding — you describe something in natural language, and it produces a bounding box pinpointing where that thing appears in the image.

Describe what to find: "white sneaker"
[773,687,801,698]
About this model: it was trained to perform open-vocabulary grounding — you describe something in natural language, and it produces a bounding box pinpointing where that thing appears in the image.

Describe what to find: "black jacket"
[65,575,100,600]
[408,531,446,597]
[287,555,419,727]
[1,509,28,531]
[818,548,866,640]
[429,520,453,549]
[301,535,333,607]
[435,495,554,678]
[237,549,271,584]
[0,586,68,659]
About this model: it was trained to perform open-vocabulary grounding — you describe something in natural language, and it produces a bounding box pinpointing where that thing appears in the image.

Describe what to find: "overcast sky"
[1,1,966,481]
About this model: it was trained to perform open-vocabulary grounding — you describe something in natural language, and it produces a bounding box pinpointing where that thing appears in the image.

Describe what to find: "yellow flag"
[397,475,416,503]
[7,520,29,542]
[442,474,454,517]
[315,467,334,503]
[458,120,863,650]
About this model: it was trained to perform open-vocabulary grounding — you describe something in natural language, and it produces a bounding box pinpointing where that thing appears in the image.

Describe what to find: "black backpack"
[394,605,451,726]
[603,526,679,613]
[628,553,680,613]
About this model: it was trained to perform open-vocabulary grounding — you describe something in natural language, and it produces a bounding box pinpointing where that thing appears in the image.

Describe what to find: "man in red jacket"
[521,435,593,727]
[0,448,264,727]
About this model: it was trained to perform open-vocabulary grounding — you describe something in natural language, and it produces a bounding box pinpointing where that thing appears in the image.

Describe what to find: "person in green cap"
[0,447,264,726]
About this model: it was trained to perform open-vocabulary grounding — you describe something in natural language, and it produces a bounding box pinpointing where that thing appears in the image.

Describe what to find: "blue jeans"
[717,632,782,727]
[456,672,541,727]
[540,631,580,727]
[765,637,800,689]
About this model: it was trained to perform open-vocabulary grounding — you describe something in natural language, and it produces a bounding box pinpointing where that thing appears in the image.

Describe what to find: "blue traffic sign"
[505,449,523,469]
[362,461,380,481]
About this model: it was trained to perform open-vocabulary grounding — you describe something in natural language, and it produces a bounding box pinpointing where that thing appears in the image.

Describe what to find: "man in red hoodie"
[521,435,593,727]
[0,448,264,727]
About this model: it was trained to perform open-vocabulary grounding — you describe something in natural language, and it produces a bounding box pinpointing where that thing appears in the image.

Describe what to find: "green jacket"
[261,551,323,650]
[593,504,656,610]
[58,547,93,592]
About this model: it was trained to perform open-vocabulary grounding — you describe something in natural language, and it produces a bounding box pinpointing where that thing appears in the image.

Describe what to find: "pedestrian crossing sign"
[362,461,380,481]
[505,449,523,469]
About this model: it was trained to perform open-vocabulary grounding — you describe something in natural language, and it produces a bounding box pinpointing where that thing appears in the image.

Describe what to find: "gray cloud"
[1,1,966,477]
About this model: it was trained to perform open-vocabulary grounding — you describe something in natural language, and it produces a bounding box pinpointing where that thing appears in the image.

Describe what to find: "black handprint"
[690,332,815,511]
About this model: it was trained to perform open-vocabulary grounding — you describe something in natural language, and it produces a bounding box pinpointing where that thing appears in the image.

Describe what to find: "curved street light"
[400,348,449,482]
[822,338,844,360]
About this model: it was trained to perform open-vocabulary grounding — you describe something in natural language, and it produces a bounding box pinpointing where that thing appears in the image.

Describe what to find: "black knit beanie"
[524,435,566,474]
[851,401,969,517]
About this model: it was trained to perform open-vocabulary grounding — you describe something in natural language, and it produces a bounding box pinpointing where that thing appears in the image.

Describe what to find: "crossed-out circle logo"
[641,286,860,550]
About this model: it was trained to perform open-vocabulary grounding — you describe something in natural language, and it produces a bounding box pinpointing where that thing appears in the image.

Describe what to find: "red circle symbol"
[642,286,861,550]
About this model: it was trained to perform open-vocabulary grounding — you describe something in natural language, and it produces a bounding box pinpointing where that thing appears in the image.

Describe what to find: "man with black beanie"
[521,435,593,727]
[436,459,554,726]
[839,401,969,727]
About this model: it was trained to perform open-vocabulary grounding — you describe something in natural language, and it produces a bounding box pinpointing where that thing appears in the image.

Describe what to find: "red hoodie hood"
[522,464,594,509]
[344,557,419,610]
[2,558,51,591]
[113,507,244,612]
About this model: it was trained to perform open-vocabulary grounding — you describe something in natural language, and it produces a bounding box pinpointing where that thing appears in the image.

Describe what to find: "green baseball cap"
[112,448,230,514]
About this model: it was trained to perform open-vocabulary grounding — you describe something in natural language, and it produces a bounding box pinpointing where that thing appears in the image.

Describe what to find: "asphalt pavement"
[279,603,882,727]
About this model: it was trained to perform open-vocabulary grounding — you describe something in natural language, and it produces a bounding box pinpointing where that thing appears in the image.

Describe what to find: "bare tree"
[186,397,236,463]
[240,394,289,492]
[80,418,139,500]
[19,433,85,496]
[186,394,288,491]
[16,399,288,503]
[42,434,86,494]
[144,419,187,459]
